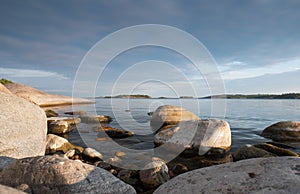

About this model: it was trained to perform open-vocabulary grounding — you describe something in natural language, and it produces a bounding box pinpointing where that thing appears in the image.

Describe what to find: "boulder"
[45,134,83,154]
[80,115,112,123]
[150,105,200,132]
[0,155,136,194]
[0,92,47,159]
[0,184,26,194]
[262,121,300,141]
[154,119,231,156]
[154,157,300,194]
[232,144,275,161]
[140,159,169,189]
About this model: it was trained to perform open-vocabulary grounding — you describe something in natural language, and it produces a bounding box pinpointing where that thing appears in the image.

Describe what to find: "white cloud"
[0,67,68,80]
[220,58,300,80]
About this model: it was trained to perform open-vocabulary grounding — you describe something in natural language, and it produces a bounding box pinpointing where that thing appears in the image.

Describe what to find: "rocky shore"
[0,82,299,193]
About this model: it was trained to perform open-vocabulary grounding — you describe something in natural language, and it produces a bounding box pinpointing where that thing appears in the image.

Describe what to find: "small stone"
[64,149,76,158]
[48,120,71,135]
[115,151,126,157]
[140,160,169,189]
[110,169,118,175]
[82,148,103,161]
[107,156,122,165]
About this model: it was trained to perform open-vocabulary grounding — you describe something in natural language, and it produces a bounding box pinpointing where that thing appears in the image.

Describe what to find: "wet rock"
[82,147,103,161]
[115,151,126,157]
[140,159,169,189]
[47,117,81,126]
[45,134,83,154]
[154,119,231,156]
[48,120,74,135]
[171,163,188,175]
[117,170,139,185]
[154,157,300,194]
[100,126,135,138]
[44,109,58,117]
[0,92,47,159]
[96,161,112,170]
[150,105,200,132]
[233,144,275,161]
[0,184,26,194]
[0,155,136,194]
[64,111,87,116]
[253,143,299,156]
[80,115,112,123]
[262,121,300,141]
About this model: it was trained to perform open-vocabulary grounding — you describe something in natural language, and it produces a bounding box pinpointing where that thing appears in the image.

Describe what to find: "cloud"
[0,67,68,80]
[220,58,300,80]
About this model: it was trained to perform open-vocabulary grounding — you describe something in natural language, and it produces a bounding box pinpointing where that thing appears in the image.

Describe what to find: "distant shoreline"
[93,93,300,100]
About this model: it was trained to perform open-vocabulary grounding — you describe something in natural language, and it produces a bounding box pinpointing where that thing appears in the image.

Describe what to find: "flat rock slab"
[5,83,94,107]
[0,155,136,194]
[154,157,300,194]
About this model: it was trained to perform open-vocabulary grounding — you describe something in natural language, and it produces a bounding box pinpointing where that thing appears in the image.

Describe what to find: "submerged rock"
[0,92,47,159]
[154,157,300,194]
[262,121,300,141]
[98,126,135,138]
[150,105,200,132]
[80,115,112,123]
[64,111,87,116]
[0,155,136,194]
[44,109,58,117]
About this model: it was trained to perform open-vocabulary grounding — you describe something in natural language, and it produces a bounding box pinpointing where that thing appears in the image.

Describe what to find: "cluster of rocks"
[1,82,300,193]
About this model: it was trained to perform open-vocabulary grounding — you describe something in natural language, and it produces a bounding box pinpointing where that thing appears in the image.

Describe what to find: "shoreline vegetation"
[95,93,300,99]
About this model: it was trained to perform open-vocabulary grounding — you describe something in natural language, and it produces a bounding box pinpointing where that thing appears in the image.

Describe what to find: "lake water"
[52,98,300,162]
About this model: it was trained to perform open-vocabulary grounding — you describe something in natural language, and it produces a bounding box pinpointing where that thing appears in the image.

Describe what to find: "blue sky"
[0,0,299,97]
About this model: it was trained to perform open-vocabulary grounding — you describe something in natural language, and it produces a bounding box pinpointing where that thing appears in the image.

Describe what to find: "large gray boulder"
[262,121,300,141]
[150,105,200,132]
[0,155,136,194]
[0,92,47,158]
[154,157,300,194]
[154,119,231,156]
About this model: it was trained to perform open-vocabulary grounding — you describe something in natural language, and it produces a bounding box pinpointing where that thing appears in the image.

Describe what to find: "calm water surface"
[53,99,300,156]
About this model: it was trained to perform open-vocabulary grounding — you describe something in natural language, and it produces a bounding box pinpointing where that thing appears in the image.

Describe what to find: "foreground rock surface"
[0,92,47,158]
[0,83,12,94]
[150,105,200,132]
[154,157,300,194]
[154,119,231,156]
[0,184,26,194]
[5,83,94,107]
[0,155,136,194]
[262,121,300,141]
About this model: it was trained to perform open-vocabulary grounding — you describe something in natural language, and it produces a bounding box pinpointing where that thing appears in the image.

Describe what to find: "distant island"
[97,94,152,99]
[200,93,300,99]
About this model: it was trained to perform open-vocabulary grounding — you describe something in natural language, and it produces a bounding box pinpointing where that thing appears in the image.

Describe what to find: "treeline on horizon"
[201,93,300,99]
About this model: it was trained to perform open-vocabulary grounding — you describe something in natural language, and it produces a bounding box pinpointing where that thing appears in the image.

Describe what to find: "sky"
[0,0,300,97]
